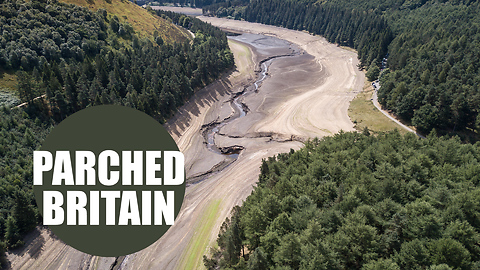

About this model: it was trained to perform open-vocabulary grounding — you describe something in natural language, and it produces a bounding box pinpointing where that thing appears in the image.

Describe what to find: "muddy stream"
[193,33,302,183]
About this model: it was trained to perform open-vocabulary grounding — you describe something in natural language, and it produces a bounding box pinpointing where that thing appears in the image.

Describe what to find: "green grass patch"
[228,40,253,77]
[230,40,250,59]
[348,79,408,135]
[0,68,18,91]
[60,0,190,43]
[177,199,222,270]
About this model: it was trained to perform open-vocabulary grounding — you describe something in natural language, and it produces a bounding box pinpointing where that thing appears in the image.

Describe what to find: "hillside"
[0,0,190,92]
[60,0,191,42]
[0,0,233,265]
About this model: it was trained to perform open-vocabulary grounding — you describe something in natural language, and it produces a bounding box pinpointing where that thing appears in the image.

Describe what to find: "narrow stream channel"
[188,33,302,183]
[204,60,270,159]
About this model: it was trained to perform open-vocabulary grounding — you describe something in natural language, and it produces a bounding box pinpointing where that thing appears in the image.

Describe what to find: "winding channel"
[197,44,300,184]
[187,44,300,184]
[204,61,270,157]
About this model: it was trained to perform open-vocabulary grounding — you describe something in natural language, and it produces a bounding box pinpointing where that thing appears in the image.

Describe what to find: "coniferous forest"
[0,0,233,263]
[204,0,480,139]
[205,131,480,269]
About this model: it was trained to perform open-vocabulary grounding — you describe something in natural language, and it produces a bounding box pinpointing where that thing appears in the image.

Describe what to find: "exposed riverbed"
[190,33,304,184]
[6,17,364,270]
[127,18,364,269]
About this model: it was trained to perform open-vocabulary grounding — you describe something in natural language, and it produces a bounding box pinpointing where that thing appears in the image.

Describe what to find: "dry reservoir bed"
[6,17,364,270]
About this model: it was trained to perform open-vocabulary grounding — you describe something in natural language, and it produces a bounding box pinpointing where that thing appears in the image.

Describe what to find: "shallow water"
[202,33,304,159]
[194,33,305,183]
[205,58,270,155]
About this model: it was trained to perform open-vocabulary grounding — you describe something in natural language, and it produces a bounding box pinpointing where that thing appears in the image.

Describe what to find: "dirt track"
[6,18,364,270]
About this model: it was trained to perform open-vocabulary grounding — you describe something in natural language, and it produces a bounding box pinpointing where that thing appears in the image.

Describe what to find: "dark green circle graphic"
[33,105,185,257]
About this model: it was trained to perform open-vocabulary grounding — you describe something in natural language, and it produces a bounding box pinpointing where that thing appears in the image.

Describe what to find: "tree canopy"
[206,131,480,269]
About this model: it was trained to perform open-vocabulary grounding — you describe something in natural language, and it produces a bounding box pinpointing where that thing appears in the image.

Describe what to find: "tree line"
[0,0,233,264]
[0,107,47,265]
[203,0,480,139]
[377,1,480,139]
[205,130,480,269]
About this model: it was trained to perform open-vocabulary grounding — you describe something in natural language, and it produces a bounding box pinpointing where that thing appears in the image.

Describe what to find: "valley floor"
[6,17,364,270]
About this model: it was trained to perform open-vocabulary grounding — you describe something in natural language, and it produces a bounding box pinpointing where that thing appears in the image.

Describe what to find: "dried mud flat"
[6,18,364,270]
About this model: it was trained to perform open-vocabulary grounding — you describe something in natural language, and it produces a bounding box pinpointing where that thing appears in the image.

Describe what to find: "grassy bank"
[177,199,222,270]
[348,79,408,135]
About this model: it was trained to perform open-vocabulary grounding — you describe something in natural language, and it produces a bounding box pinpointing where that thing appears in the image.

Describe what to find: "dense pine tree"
[207,131,480,269]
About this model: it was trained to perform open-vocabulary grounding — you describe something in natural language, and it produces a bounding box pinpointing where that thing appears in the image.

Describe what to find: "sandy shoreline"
[6,18,364,270]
